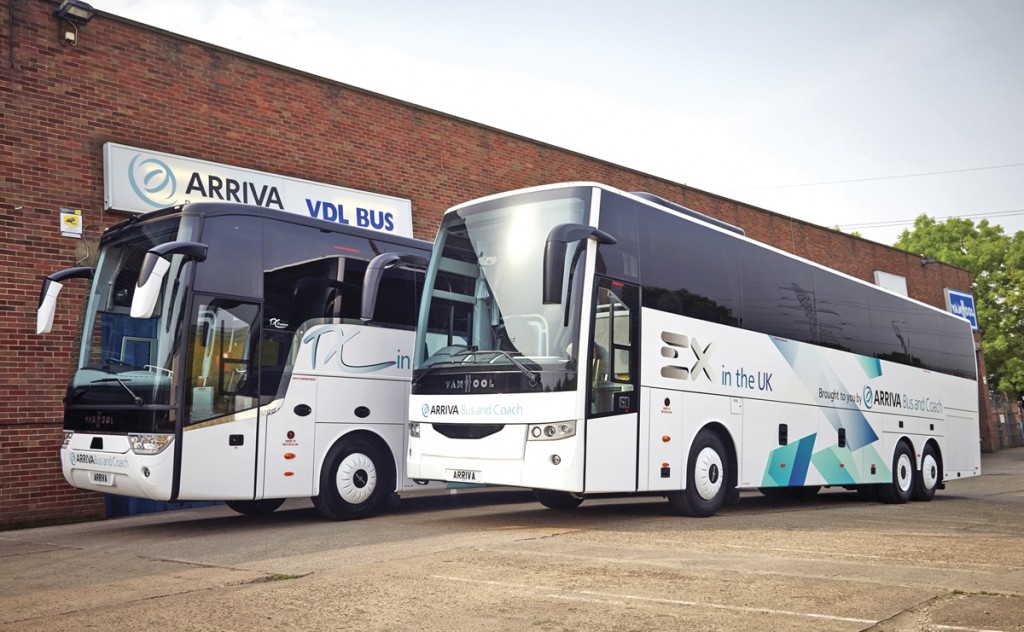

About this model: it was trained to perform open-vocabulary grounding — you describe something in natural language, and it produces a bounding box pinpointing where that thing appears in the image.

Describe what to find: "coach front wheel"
[314,436,393,520]
[668,429,730,517]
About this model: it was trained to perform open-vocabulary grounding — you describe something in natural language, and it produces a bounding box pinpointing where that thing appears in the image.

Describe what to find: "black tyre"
[314,436,393,520]
[668,429,730,517]
[878,441,915,504]
[533,488,584,510]
[225,498,285,515]
[911,443,941,502]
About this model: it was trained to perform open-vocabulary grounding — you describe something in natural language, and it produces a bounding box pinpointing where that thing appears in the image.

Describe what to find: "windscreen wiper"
[474,349,541,387]
[412,349,475,387]
[413,349,541,388]
[94,377,144,405]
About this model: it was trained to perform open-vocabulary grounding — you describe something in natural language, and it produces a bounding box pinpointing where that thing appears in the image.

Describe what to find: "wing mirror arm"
[542,224,616,305]
[361,252,428,322]
[36,266,95,335]
[131,241,208,319]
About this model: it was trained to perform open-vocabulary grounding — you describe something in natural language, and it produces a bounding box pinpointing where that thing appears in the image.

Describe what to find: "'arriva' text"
[426,403,524,417]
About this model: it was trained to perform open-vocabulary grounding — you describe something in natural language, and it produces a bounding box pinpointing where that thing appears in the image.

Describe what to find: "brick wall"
[0,0,995,528]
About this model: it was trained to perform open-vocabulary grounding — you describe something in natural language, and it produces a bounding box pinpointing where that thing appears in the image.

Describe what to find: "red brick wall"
[0,1,994,528]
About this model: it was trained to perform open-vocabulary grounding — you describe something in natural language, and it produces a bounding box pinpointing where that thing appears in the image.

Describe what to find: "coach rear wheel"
[314,437,393,520]
[225,498,286,515]
[668,429,730,517]
[533,489,584,510]
[912,444,941,502]
[878,441,915,504]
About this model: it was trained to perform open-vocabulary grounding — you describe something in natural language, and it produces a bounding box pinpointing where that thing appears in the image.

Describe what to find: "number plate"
[91,471,114,486]
[446,469,480,483]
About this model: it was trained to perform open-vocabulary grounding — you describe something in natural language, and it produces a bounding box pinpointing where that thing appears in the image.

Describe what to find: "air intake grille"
[433,423,504,439]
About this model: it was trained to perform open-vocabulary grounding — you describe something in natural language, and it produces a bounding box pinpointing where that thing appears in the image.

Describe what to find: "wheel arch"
[887,434,916,464]
[697,420,738,491]
[921,437,944,473]
[892,434,945,474]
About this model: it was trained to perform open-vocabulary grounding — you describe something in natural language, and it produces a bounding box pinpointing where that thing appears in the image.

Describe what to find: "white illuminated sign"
[103,143,412,237]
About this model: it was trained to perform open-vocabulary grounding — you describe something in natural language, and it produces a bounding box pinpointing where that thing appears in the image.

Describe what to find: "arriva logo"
[421,404,430,418]
[660,331,716,382]
[863,386,874,409]
[128,154,177,208]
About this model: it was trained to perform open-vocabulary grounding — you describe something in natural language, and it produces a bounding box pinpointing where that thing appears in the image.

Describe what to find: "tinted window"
[809,268,872,355]
[740,247,817,342]
[596,193,639,282]
[264,218,372,269]
[371,266,422,330]
[630,198,975,379]
[905,302,975,378]
[637,205,740,326]
[195,216,263,298]
[869,291,913,366]
[261,219,401,332]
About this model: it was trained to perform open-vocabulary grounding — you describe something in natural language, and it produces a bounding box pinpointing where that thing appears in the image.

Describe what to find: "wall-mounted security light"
[920,257,937,266]
[53,0,96,46]
[54,0,95,24]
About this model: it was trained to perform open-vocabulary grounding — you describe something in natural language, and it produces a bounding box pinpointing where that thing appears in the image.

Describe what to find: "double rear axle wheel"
[877,441,941,504]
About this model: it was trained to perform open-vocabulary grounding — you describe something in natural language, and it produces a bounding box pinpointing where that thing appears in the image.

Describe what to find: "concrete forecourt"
[1,448,1022,631]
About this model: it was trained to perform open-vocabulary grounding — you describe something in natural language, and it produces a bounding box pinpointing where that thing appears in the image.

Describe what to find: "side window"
[638,210,740,326]
[193,216,262,297]
[589,278,639,416]
[869,292,913,366]
[596,194,640,281]
[421,254,475,361]
[810,268,872,356]
[261,255,368,400]
[264,257,368,328]
[186,297,260,424]
[740,245,815,343]
[908,307,976,379]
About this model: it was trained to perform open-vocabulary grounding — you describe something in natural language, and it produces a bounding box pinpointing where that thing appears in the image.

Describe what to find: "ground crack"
[240,572,314,585]
[860,590,1014,632]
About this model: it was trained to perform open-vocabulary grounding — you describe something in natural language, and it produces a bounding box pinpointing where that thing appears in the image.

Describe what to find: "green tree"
[833,225,863,238]
[895,215,1024,397]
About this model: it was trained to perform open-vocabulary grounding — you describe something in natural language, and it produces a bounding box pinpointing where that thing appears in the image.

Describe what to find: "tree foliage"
[895,215,1024,396]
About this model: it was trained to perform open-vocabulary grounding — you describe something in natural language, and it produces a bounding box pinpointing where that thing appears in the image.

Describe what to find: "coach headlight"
[409,422,421,438]
[128,433,173,455]
[527,421,575,441]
